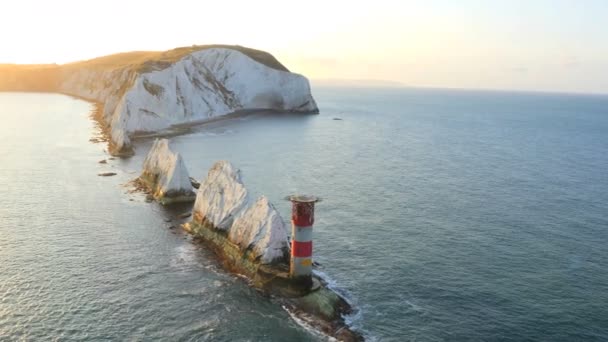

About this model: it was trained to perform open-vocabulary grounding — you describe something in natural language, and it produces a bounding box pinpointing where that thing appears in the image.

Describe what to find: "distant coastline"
[311,78,406,88]
[311,79,608,97]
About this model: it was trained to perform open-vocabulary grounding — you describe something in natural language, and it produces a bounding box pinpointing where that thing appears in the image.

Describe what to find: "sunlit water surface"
[1,88,607,341]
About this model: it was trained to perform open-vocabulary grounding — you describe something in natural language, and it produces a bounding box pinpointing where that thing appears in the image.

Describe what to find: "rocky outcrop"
[229,196,290,265]
[184,160,362,341]
[139,139,195,204]
[190,162,290,266]
[192,160,249,230]
[189,160,291,268]
[186,160,290,275]
[57,46,318,155]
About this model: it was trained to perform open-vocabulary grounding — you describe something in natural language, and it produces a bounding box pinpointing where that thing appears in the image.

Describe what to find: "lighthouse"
[288,195,320,288]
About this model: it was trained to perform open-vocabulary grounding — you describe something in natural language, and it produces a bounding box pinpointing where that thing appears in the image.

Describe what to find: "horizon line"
[310,79,608,97]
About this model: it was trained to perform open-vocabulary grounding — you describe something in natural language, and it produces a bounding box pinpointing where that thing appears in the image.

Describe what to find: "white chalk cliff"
[140,138,194,202]
[193,161,249,230]
[229,196,290,264]
[58,46,318,154]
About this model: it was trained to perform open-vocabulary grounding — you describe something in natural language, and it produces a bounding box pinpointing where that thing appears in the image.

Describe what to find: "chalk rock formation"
[140,138,195,203]
[229,196,290,264]
[185,160,362,341]
[57,46,318,155]
[191,161,290,264]
[192,161,249,230]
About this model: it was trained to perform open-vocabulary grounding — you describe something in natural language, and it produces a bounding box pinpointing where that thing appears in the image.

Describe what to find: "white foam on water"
[404,299,425,313]
[313,269,380,341]
[169,244,199,271]
[313,270,355,305]
[281,305,338,342]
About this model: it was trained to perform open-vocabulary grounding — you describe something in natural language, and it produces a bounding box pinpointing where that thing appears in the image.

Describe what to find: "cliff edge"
[0,45,319,155]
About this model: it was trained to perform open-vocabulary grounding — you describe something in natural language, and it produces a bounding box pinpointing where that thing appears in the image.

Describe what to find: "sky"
[1,0,607,94]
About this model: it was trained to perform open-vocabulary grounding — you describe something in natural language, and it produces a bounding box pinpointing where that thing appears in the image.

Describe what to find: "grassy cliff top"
[0,45,290,92]
[63,45,290,73]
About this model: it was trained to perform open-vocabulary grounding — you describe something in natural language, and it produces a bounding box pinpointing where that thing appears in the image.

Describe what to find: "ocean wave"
[313,270,379,341]
[282,305,338,342]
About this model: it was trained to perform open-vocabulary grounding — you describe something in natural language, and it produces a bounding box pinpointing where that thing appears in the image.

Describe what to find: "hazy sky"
[2,0,607,93]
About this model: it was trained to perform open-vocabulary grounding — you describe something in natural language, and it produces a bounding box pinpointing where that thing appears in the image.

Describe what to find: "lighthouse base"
[183,219,363,341]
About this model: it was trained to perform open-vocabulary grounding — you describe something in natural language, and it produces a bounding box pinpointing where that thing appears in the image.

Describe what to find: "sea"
[0,87,607,341]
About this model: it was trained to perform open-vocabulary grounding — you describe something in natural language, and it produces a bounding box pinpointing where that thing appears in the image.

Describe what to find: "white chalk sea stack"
[193,161,249,230]
[230,196,290,264]
[58,46,318,154]
[140,138,195,203]
[192,161,290,264]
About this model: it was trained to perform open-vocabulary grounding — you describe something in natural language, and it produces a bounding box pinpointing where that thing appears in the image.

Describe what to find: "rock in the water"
[177,212,191,219]
[229,196,289,264]
[192,161,249,230]
[139,139,195,204]
[98,159,107,164]
[189,177,200,189]
[98,172,117,177]
[332,117,343,120]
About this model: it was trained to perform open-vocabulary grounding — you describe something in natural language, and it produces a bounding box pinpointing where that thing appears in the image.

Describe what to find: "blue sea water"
[0,88,607,341]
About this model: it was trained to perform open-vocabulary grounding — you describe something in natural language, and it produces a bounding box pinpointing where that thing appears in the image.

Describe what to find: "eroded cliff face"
[57,47,318,155]
[139,139,195,204]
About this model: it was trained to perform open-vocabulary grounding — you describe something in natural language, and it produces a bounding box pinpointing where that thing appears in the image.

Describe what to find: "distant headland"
[0,45,318,156]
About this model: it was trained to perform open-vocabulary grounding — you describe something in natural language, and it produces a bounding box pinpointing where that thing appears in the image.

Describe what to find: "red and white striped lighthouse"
[289,195,319,286]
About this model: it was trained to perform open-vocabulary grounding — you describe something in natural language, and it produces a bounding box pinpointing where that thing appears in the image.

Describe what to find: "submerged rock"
[98,172,117,177]
[192,161,249,230]
[139,139,195,204]
[229,196,289,265]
